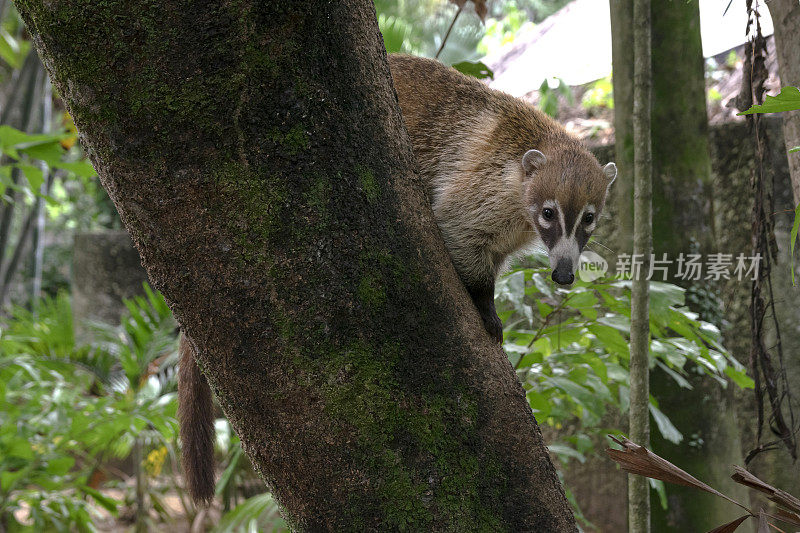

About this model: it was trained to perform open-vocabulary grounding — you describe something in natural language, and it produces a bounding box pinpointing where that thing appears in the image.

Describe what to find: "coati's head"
[521,147,616,285]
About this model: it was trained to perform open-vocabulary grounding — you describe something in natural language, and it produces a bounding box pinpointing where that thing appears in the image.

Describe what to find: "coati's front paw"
[481,311,504,344]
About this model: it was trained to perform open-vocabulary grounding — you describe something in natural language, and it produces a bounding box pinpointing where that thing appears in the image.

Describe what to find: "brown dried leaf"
[447,0,488,22]
[774,508,800,527]
[472,0,487,22]
[731,465,800,520]
[606,435,751,514]
[707,515,751,533]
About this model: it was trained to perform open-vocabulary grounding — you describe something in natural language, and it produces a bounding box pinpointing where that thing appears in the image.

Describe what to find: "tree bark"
[767,0,800,205]
[14,0,576,530]
[629,1,652,531]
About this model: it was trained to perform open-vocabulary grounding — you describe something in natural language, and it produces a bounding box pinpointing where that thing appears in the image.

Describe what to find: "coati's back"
[388,54,574,195]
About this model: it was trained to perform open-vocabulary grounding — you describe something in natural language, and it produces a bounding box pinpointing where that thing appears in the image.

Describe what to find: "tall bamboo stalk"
[629,0,652,531]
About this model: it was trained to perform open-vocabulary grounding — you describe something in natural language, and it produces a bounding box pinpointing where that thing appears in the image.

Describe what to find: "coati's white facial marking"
[538,199,558,228]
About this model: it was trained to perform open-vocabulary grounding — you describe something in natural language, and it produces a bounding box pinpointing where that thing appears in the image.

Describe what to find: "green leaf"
[548,443,586,464]
[451,61,494,80]
[80,486,119,515]
[0,30,24,69]
[588,324,629,355]
[46,456,75,475]
[790,146,800,153]
[20,141,64,167]
[791,202,800,286]
[378,14,411,54]
[214,493,279,533]
[215,445,242,495]
[55,160,98,178]
[649,401,683,444]
[650,479,668,510]
[17,164,44,192]
[738,86,800,115]
[725,366,755,389]
[526,390,552,419]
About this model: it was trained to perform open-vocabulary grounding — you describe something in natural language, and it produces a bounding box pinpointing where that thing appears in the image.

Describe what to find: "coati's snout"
[551,258,575,285]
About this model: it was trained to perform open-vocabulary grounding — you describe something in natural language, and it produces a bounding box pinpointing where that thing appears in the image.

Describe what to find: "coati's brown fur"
[389,54,615,341]
[179,54,615,505]
[178,335,215,505]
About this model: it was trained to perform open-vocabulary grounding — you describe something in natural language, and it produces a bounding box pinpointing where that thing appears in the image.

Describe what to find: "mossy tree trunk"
[610,1,748,530]
[14,0,576,530]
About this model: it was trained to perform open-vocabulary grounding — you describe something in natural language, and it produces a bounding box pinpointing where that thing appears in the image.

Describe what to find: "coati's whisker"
[587,239,615,254]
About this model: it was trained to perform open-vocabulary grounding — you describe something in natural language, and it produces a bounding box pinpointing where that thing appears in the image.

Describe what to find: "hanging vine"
[739,0,797,463]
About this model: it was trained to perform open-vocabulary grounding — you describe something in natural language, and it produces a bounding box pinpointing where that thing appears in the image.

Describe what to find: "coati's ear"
[522,149,546,175]
[602,162,617,185]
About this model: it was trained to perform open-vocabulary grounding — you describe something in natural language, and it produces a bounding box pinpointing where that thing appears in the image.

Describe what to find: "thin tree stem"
[629,0,652,531]
[434,3,464,59]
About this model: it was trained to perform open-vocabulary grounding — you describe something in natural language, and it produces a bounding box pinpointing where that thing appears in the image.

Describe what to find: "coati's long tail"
[178,334,216,506]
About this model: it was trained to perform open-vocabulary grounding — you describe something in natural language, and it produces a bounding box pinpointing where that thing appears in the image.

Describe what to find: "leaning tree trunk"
[611,1,749,530]
[14,0,576,530]
[768,0,800,205]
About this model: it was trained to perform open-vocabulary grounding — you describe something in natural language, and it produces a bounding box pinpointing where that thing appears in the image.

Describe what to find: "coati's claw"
[482,312,504,344]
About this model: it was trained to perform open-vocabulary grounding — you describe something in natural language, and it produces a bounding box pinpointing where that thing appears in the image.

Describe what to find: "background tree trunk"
[610,1,749,530]
[14,0,576,530]
[768,0,800,205]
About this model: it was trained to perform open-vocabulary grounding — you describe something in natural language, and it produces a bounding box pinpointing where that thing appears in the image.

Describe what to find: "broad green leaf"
[548,443,586,464]
[55,160,98,178]
[650,479,668,510]
[656,361,692,389]
[20,140,64,166]
[790,146,800,153]
[649,402,683,444]
[46,456,75,475]
[738,86,800,115]
[588,323,628,355]
[725,366,755,389]
[378,14,410,54]
[17,164,44,192]
[451,60,494,80]
[526,390,552,419]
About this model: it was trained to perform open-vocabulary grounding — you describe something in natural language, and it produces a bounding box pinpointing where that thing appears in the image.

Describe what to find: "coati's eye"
[583,212,594,225]
[542,208,555,220]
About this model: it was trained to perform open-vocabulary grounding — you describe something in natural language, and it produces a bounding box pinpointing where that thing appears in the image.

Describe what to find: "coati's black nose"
[551,259,574,285]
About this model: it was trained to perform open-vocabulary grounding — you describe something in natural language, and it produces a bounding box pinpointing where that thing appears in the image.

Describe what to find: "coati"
[390,54,616,342]
[179,54,616,505]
